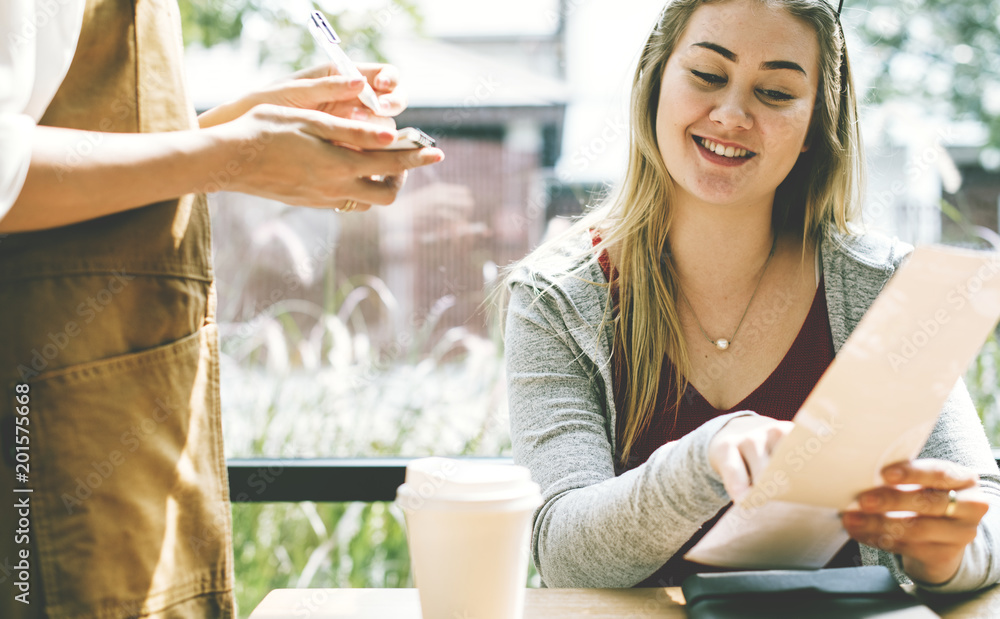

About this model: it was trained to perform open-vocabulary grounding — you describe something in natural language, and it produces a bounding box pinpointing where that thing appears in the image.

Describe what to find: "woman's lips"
[694,136,756,167]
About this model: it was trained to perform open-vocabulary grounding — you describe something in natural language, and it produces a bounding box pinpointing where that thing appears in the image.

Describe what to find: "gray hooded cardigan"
[505,228,1000,593]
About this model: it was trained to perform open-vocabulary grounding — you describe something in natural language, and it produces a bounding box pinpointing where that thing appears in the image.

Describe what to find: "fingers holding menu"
[856,460,982,515]
[879,459,981,491]
[709,415,794,502]
[843,459,992,585]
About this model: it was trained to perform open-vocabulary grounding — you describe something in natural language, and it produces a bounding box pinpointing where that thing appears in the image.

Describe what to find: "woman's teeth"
[698,137,749,158]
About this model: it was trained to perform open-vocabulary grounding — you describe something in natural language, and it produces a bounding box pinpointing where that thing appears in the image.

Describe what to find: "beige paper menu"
[686,245,1000,569]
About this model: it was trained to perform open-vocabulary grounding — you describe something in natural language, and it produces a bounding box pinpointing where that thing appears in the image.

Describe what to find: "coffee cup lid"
[396,457,541,511]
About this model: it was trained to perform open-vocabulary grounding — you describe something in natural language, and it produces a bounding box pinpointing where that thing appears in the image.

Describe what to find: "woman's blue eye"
[691,70,725,85]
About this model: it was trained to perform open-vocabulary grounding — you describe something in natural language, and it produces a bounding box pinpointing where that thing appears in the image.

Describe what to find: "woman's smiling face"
[655,0,820,210]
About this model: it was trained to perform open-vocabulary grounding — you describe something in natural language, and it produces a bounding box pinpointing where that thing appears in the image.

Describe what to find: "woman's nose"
[708,90,753,131]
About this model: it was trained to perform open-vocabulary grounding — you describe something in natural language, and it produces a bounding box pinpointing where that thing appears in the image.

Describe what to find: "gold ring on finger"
[336,200,358,213]
[944,489,958,518]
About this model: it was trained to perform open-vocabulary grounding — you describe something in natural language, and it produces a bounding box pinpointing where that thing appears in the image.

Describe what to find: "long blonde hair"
[503,0,863,467]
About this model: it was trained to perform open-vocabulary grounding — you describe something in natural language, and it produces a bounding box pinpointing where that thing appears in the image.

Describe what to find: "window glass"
[179,1,1000,613]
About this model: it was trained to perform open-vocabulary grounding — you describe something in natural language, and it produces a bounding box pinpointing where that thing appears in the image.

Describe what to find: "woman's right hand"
[708,414,794,502]
[213,103,443,211]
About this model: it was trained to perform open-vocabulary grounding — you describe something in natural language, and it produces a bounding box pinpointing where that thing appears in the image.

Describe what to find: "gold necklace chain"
[677,237,777,351]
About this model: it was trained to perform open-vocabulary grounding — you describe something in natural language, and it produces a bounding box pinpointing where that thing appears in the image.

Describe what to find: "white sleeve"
[0,115,35,219]
[0,0,85,219]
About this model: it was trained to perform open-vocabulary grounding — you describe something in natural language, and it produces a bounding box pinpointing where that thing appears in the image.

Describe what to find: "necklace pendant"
[715,338,730,351]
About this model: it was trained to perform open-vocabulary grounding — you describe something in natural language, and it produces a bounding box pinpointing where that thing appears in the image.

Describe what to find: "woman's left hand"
[199,63,405,129]
[842,459,990,585]
[253,63,405,123]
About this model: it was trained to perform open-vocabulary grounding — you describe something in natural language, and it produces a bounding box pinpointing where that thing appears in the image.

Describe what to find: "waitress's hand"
[708,414,794,502]
[199,63,405,130]
[842,459,990,586]
[251,63,404,124]
[215,103,442,211]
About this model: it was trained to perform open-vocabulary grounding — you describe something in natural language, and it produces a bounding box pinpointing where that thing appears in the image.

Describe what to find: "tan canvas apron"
[0,0,234,617]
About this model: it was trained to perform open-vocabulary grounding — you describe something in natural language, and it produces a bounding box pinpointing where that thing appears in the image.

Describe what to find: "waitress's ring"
[944,490,958,518]
[336,200,359,213]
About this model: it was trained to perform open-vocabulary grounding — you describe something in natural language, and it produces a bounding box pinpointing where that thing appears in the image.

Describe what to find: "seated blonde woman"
[502,0,1000,592]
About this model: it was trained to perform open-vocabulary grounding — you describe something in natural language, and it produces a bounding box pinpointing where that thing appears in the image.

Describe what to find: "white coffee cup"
[395,457,542,619]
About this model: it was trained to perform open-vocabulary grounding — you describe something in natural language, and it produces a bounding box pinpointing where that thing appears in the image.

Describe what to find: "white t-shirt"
[0,0,85,218]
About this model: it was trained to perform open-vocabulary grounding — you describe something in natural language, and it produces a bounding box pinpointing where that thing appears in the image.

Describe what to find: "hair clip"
[837,0,844,16]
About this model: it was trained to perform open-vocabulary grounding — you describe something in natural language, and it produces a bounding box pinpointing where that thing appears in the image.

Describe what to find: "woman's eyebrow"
[692,42,807,76]
[761,60,807,75]
[693,41,737,61]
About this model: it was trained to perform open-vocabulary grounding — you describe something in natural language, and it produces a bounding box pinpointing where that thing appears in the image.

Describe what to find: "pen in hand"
[307,11,383,115]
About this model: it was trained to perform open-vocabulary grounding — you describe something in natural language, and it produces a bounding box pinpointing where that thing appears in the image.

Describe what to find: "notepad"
[686,245,1000,569]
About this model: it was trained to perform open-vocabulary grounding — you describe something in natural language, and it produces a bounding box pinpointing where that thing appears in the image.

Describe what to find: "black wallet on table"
[681,566,939,618]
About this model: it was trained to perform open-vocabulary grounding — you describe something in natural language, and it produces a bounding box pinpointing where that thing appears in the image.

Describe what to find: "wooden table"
[249,585,1000,618]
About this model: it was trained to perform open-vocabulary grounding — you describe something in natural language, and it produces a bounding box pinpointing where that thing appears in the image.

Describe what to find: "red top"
[595,238,858,586]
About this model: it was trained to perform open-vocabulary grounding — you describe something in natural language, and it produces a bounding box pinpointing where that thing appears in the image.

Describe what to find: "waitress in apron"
[0,1,442,617]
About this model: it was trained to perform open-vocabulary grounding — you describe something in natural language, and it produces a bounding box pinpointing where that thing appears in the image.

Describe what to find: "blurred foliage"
[212,203,513,615]
[850,0,1000,148]
[177,0,423,68]
[231,502,411,617]
[939,201,1000,438]
[968,334,1000,442]
[220,286,517,617]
